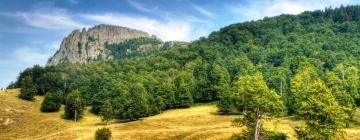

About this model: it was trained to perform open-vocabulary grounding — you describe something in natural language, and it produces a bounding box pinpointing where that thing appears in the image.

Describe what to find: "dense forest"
[9,6,360,139]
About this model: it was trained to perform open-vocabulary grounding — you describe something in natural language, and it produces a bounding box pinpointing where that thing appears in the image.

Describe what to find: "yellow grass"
[0,89,359,140]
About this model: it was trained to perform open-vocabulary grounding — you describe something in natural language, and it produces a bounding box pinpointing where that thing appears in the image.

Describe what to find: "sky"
[0,0,359,88]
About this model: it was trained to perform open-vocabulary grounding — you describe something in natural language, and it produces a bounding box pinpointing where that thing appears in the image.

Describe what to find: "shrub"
[19,76,37,101]
[40,90,63,112]
[95,127,111,140]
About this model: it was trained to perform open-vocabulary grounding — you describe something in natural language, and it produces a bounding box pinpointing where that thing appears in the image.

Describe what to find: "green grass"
[0,89,359,140]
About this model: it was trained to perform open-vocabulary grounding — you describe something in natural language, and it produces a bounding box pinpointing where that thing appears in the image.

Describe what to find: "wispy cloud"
[13,41,59,65]
[191,4,215,18]
[126,0,156,13]
[229,0,352,20]
[83,13,194,41]
[2,8,86,30]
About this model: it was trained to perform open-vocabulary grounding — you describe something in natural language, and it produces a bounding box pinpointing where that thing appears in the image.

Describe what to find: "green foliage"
[120,84,149,120]
[64,90,85,121]
[19,76,37,101]
[41,90,63,112]
[231,73,286,139]
[291,67,350,139]
[105,37,162,59]
[99,100,114,125]
[95,127,111,140]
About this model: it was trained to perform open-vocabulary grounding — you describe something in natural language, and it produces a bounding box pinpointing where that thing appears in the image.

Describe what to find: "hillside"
[1,89,360,140]
[9,6,360,139]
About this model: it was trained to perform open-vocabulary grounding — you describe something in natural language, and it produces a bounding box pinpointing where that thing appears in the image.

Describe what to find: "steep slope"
[47,24,155,65]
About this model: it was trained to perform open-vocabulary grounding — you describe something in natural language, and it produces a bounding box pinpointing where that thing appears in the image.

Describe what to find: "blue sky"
[0,0,359,88]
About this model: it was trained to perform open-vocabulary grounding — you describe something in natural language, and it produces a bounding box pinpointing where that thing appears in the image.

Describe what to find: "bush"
[95,127,111,140]
[19,76,37,101]
[19,88,36,101]
[40,90,63,112]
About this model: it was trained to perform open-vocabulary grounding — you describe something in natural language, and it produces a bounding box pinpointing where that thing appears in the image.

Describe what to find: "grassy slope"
[0,89,359,140]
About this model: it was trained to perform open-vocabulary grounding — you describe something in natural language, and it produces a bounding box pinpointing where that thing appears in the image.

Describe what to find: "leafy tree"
[292,68,349,139]
[41,90,63,112]
[324,71,355,116]
[232,73,285,140]
[19,76,37,101]
[95,127,111,140]
[155,96,165,113]
[174,72,194,107]
[120,84,149,120]
[100,100,114,125]
[209,63,231,99]
[64,90,85,121]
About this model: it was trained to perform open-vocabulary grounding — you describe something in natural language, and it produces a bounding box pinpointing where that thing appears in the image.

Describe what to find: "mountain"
[47,24,156,65]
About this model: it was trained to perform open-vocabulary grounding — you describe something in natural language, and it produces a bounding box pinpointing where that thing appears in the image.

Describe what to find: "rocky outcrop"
[47,24,154,65]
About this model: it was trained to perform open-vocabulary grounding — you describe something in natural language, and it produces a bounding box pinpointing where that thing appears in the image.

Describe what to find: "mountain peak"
[47,24,155,66]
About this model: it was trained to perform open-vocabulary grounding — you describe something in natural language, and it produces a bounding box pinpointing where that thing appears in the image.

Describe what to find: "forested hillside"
[10,5,360,139]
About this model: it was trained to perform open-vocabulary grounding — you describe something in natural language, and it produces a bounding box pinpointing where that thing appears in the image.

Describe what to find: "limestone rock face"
[47,24,153,65]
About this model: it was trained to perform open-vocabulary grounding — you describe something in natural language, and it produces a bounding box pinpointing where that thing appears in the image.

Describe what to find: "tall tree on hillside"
[209,63,231,99]
[100,100,114,125]
[121,83,149,120]
[334,64,360,106]
[324,71,355,116]
[64,90,85,121]
[291,67,349,139]
[232,73,285,140]
[174,72,194,107]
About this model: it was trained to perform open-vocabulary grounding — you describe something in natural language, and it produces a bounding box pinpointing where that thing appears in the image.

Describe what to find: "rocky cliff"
[47,24,154,65]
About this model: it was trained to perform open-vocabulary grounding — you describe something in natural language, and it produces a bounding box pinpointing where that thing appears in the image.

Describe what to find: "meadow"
[1,89,359,140]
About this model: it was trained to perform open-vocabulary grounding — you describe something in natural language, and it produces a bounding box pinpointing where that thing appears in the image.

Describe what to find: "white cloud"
[6,8,86,30]
[84,13,193,41]
[191,4,215,18]
[229,0,352,20]
[14,47,49,64]
[13,41,60,65]
[126,0,155,13]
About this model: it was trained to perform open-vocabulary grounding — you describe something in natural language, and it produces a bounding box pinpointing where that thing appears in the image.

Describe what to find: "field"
[0,89,359,140]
